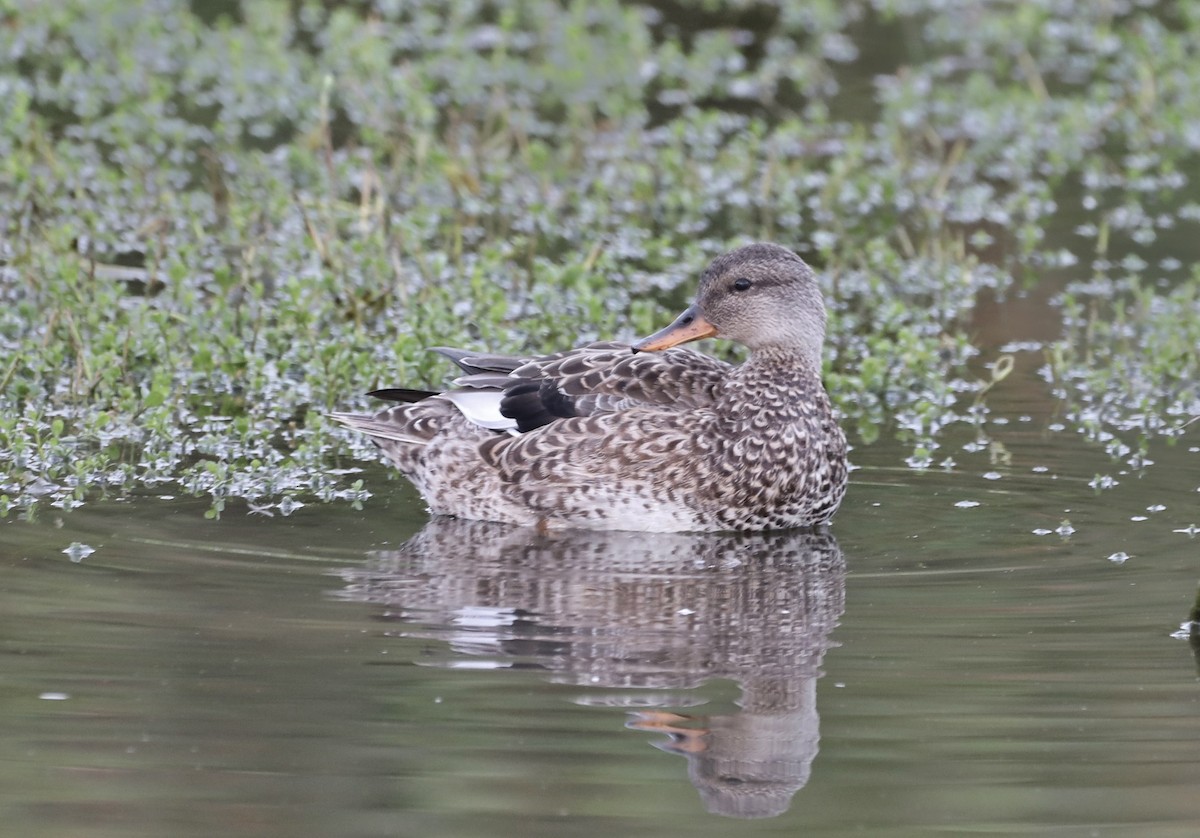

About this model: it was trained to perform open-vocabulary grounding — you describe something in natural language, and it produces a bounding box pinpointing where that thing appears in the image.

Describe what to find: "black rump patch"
[500,379,577,432]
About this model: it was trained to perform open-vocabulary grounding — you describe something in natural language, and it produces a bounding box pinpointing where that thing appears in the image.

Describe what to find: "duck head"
[632,243,827,361]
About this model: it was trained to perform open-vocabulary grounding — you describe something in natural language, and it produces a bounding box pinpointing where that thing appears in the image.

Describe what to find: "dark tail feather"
[367,387,440,403]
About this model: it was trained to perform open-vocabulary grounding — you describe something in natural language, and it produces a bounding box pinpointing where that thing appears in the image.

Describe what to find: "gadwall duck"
[331,243,848,532]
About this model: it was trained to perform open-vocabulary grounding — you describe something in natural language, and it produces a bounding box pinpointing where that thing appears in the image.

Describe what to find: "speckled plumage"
[331,243,848,532]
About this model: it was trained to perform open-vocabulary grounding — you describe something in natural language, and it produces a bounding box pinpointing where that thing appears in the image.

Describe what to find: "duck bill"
[631,306,717,352]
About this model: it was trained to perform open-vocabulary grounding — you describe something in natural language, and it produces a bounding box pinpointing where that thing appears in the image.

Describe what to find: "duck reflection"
[338,518,845,819]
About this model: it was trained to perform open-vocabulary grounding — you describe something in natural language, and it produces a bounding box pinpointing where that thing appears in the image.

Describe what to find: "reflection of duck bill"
[627,710,709,754]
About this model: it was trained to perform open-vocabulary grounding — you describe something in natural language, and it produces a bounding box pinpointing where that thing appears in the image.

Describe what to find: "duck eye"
[732,277,752,292]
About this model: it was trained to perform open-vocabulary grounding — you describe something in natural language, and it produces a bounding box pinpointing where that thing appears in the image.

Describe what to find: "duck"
[330,242,848,533]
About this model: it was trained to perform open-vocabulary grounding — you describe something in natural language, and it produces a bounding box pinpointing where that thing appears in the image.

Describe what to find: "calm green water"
[4,400,1199,837]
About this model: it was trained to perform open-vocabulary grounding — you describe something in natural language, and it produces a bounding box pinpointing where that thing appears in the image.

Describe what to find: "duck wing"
[451,342,731,432]
[339,342,732,442]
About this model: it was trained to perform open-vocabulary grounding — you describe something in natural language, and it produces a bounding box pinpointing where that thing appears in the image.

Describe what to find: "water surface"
[4,416,1198,836]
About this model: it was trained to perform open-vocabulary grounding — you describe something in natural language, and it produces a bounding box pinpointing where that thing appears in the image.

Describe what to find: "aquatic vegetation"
[2,0,1199,517]
[1048,269,1200,462]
